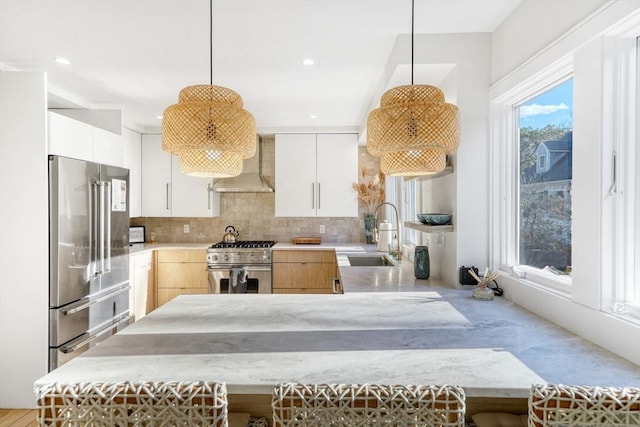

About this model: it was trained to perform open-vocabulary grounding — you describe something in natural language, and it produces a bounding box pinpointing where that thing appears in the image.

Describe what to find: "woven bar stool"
[529,384,640,426]
[271,383,466,426]
[35,380,228,426]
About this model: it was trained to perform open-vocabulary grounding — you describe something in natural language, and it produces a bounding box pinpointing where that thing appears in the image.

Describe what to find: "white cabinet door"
[275,133,358,217]
[171,158,219,217]
[48,112,125,167]
[123,128,142,218]
[141,133,219,217]
[93,126,124,167]
[130,252,152,322]
[48,112,93,161]
[316,133,358,217]
[275,133,317,217]
[141,134,171,216]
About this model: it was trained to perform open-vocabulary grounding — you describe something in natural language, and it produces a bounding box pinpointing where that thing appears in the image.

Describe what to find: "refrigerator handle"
[104,180,112,273]
[91,181,100,277]
[97,181,106,274]
[59,315,130,354]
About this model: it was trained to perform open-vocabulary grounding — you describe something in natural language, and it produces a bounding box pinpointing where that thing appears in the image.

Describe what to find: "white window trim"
[489,55,574,291]
[602,25,640,321]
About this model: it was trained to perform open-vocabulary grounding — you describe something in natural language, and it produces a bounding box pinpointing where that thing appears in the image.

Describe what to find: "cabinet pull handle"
[207,183,212,210]
[318,182,321,210]
[608,151,617,196]
[166,183,170,210]
[332,278,341,294]
[311,183,315,209]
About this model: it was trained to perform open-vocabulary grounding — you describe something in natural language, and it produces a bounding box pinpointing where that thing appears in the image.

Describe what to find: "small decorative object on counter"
[363,213,376,244]
[414,246,430,279]
[470,268,500,300]
[352,168,385,244]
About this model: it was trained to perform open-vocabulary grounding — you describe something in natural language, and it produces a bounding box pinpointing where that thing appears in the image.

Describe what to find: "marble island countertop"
[36,290,640,399]
[108,240,640,403]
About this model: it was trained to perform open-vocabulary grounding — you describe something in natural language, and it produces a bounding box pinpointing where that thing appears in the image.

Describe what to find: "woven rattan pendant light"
[162,0,256,177]
[367,0,459,176]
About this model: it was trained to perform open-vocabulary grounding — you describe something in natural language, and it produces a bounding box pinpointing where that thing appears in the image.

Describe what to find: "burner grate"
[209,240,276,249]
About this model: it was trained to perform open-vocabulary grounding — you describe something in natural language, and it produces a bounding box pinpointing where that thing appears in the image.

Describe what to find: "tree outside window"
[518,79,573,273]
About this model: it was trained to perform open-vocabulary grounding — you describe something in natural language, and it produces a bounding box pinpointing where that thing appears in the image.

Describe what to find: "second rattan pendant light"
[367,0,459,176]
[162,0,256,177]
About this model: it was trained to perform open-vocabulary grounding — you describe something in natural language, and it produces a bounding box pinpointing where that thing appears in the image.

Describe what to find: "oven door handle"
[207,265,272,272]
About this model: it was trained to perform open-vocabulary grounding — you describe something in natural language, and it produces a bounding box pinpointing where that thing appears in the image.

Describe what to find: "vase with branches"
[352,168,385,243]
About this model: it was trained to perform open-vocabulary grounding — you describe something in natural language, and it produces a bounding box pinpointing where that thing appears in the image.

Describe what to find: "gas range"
[206,240,276,266]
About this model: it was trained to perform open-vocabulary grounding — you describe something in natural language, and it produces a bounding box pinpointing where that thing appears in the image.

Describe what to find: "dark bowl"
[417,213,452,225]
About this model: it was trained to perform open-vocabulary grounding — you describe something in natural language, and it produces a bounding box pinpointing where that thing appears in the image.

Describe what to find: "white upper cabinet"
[123,128,142,218]
[275,133,358,217]
[93,126,124,167]
[140,134,219,217]
[48,111,93,161]
[48,111,124,167]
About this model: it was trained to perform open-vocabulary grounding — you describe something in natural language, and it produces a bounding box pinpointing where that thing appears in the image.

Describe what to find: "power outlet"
[183,224,190,234]
[319,225,325,234]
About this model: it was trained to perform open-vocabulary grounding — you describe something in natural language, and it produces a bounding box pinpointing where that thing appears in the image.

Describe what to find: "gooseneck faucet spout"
[373,202,401,258]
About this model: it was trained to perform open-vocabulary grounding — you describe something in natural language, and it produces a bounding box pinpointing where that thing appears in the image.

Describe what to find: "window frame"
[491,64,574,294]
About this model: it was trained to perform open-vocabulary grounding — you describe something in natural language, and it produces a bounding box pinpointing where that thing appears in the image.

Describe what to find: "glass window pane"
[517,79,573,273]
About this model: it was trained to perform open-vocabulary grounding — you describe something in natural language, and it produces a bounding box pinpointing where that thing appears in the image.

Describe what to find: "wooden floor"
[0,409,37,427]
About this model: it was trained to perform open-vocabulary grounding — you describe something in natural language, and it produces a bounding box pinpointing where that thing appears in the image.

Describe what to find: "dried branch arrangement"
[468,268,499,289]
[352,168,385,213]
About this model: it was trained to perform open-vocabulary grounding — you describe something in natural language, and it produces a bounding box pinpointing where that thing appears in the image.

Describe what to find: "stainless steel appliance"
[48,155,130,371]
[206,241,275,294]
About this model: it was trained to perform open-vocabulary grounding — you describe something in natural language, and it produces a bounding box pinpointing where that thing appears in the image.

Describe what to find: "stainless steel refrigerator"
[48,155,131,371]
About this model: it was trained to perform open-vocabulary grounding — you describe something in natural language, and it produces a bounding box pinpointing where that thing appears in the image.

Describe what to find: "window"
[537,153,547,172]
[605,34,640,320]
[517,79,573,275]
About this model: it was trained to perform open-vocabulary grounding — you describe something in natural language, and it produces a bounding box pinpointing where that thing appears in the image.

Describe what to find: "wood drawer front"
[272,288,334,294]
[272,249,335,263]
[157,288,208,306]
[157,249,206,263]
[157,263,208,288]
[272,263,335,289]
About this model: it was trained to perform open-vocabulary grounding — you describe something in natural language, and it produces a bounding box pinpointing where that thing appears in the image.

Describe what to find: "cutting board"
[292,237,322,245]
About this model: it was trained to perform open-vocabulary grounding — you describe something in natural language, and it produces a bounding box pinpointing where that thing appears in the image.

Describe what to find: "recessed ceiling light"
[309,114,318,119]
[302,58,314,66]
[54,57,70,65]
[156,115,163,119]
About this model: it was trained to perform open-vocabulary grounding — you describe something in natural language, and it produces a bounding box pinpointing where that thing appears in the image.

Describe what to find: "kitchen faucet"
[373,202,401,259]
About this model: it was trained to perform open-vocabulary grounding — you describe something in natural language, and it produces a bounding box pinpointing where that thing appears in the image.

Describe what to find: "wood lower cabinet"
[272,249,339,294]
[155,249,208,307]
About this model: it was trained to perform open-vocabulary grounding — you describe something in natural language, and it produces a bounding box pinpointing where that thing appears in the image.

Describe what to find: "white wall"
[491,0,608,83]
[0,72,49,407]
[414,33,492,286]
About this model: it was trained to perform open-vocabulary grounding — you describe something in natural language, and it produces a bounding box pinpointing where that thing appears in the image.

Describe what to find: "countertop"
[35,289,640,398]
[37,293,542,398]
[107,241,640,399]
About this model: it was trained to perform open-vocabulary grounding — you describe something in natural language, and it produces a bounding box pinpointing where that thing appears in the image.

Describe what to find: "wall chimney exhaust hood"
[212,135,274,192]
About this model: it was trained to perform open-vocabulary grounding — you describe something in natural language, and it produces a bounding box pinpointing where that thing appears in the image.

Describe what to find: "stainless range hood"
[212,135,274,193]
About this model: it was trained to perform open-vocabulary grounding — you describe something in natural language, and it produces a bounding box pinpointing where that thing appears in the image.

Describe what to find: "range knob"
[212,254,219,262]
[248,254,256,262]
[223,254,229,262]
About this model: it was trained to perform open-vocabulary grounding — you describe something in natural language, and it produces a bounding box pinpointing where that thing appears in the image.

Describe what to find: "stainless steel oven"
[206,241,275,294]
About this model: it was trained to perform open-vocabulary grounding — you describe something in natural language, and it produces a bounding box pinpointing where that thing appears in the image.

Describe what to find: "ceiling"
[0,0,521,134]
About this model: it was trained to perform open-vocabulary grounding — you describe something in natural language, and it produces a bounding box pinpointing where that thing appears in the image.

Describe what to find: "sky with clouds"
[519,79,573,129]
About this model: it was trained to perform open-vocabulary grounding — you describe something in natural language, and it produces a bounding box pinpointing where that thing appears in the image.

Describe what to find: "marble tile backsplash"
[131,140,382,244]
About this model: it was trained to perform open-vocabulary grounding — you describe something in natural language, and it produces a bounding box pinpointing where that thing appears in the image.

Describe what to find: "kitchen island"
[34,286,640,421]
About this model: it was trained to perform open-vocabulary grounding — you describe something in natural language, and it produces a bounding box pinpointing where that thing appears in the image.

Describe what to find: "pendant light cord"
[209,0,213,85]
[410,0,414,85]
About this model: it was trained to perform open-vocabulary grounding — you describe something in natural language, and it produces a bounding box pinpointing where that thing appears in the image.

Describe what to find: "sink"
[346,254,396,267]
